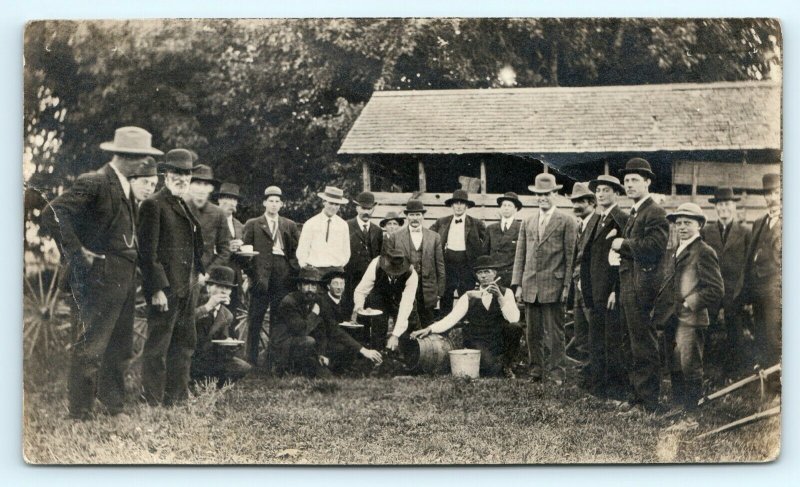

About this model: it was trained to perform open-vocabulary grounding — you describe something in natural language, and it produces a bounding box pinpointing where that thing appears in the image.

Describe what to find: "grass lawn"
[22,370,779,465]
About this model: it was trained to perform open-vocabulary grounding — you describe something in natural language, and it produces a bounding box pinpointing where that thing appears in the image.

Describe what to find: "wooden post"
[691,164,699,199]
[418,160,427,193]
[361,160,371,192]
[480,160,487,195]
[603,160,610,176]
[542,163,549,174]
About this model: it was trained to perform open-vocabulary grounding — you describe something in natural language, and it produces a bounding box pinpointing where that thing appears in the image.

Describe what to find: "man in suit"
[700,187,751,375]
[740,173,782,369]
[190,266,252,387]
[47,126,163,419]
[652,204,724,411]
[344,192,383,314]
[567,183,600,363]
[184,164,230,277]
[611,158,669,412]
[138,148,206,407]
[430,189,486,316]
[242,185,301,367]
[483,192,523,288]
[383,199,445,326]
[215,182,247,312]
[512,173,578,385]
[584,175,630,399]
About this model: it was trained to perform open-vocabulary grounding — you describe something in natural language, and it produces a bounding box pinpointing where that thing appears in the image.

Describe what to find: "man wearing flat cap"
[483,192,523,288]
[184,164,230,278]
[700,187,751,375]
[46,126,162,419]
[138,148,205,407]
[610,158,669,412]
[296,186,351,275]
[215,182,247,312]
[430,189,487,317]
[344,192,383,314]
[652,203,723,411]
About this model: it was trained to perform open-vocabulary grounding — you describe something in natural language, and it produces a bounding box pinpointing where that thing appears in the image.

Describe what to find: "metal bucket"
[449,348,481,378]
[403,334,454,375]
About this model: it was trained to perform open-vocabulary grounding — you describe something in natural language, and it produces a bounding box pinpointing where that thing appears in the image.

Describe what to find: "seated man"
[411,256,522,378]
[190,266,252,387]
[272,267,382,377]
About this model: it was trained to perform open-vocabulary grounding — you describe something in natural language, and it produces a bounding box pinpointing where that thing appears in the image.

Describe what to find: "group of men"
[47,126,782,420]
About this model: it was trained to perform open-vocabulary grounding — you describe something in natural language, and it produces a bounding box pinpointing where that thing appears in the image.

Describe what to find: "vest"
[463,285,507,348]
[751,218,781,286]
[373,266,412,315]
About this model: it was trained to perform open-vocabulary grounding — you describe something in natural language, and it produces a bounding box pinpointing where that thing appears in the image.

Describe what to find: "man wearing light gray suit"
[512,173,578,384]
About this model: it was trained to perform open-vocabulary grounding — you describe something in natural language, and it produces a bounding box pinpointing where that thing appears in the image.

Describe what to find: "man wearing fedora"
[512,173,577,385]
[430,189,487,317]
[190,266,252,388]
[379,211,406,237]
[138,148,206,407]
[296,186,351,275]
[413,256,522,378]
[242,185,301,367]
[584,175,630,398]
[128,157,159,204]
[47,126,162,419]
[215,182,247,312]
[383,199,445,326]
[610,158,669,412]
[483,192,523,288]
[344,192,384,314]
[184,164,231,276]
[740,173,782,369]
[652,203,723,411]
[701,187,752,375]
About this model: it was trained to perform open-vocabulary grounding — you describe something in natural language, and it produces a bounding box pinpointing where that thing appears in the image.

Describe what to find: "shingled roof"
[338,81,781,154]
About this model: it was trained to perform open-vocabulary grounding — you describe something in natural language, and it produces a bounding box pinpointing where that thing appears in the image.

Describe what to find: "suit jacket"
[618,197,669,304]
[482,219,521,287]
[242,215,300,291]
[700,220,750,309]
[186,201,231,270]
[193,304,235,368]
[741,213,782,301]
[318,293,364,354]
[384,226,445,307]
[574,213,601,286]
[138,187,205,300]
[586,205,629,309]
[430,214,486,266]
[512,208,578,304]
[345,217,383,284]
[652,238,724,330]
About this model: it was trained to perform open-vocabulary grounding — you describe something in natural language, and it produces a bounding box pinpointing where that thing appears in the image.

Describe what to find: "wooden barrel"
[403,334,454,375]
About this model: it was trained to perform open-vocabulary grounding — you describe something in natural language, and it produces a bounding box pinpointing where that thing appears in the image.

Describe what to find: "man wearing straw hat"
[652,203,723,411]
[47,126,162,419]
[296,185,351,276]
[483,192,523,288]
[412,255,522,378]
[512,173,577,385]
[184,164,230,276]
[138,148,205,407]
[344,192,384,314]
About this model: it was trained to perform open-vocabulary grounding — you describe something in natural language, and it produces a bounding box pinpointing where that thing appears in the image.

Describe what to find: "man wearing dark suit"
[740,173,782,369]
[138,148,205,407]
[512,173,578,385]
[242,185,300,367]
[344,192,383,314]
[653,204,724,411]
[611,158,669,412]
[430,189,486,316]
[482,192,523,288]
[215,182,247,313]
[47,126,163,419]
[584,175,630,399]
[383,199,445,326]
[700,187,751,374]
[184,164,231,274]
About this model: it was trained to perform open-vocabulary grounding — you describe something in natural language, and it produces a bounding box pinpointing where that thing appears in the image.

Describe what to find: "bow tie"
[454,219,463,224]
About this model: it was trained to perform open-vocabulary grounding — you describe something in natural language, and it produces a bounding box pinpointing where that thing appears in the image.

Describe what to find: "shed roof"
[338,81,781,154]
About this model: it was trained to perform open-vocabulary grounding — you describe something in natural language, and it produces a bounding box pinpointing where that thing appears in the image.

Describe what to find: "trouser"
[142,288,198,406]
[567,286,591,360]
[441,250,472,316]
[619,272,660,406]
[274,336,330,378]
[525,302,566,381]
[464,323,523,376]
[416,285,437,327]
[191,355,253,387]
[666,322,705,408]
[67,255,137,416]
[586,301,630,398]
[753,288,781,368]
[247,255,290,366]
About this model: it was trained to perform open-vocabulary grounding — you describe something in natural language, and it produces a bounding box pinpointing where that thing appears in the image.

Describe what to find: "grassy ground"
[22,369,779,465]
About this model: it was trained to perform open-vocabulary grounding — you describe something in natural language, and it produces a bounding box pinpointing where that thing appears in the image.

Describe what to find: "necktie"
[454,219,463,224]
[578,220,584,236]
[502,222,507,233]
[326,218,331,242]
[538,213,547,239]
[363,223,369,234]
[270,219,277,238]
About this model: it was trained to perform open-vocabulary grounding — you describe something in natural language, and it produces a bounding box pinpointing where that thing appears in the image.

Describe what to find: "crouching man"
[272,267,382,377]
[411,256,523,378]
[652,203,723,411]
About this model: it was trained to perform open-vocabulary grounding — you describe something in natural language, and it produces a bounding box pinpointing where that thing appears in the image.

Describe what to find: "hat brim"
[206,279,235,288]
[159,162,193,173]
[569,193,596,202]
[473,264,505,272]
[588,180,625,194]
[496,196,523,210]
[191,177,220,186]
[528,185,563,194]
[708,197,741,203]
[318,193,349,205]
[666,213,707,225]
[403,209,427,214]
[380,218,406,227]
[444,198,476,208]
[619,168,656,180]
[381,256,411,277]
[355,201,377,209]
[100,141,164,156]
[216,192,242,200]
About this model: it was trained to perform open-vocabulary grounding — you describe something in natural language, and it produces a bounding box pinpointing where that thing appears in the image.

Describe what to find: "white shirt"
[296,212,350,267]
[226,215,236,238]
[500,216,516,232]
[409,225,424,250]
[109,162,131,198]
[676,234,700,257]
[265,215,284,255]
[353,257,419,337]
[598,203,618,221]
[768,208,781,229]
[446,215,467,251]
[631,194,652,213]
[578,212,594,234]
[428,288,520,334]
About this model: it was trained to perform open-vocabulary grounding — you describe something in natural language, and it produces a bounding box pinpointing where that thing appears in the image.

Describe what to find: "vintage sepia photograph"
[22,18,782,464]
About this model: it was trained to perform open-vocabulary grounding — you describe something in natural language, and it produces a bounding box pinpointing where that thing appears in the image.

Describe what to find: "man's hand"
[351,308,362,323]
[79,247,104,267]
[360,348,383,365]
[318,355,330,367]
[484,283,502,298]
[515,287,523,302]
[204,292,230,313]
[410,327,432,340]
[606,291,616,310]
[386,335,400,351]
[152,290,169,312]
[241,275,250,294]
[435,298,441,310]
[198,273,209,286]
[611,237,624,252]
[229,238,243,253]
[312,303,320,315]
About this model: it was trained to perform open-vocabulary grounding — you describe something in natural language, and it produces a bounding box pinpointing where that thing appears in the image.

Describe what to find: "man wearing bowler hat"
[740,173,782,369]
[512,173,577,385]
[610,158,669,412]
[184,164,230,277]
[483,192,523,288]
[215,182,247,311]
[344,192,384,314]
[296,186,351,275]
[701,187,752,375]
[47,126,162,419]
[430,189,487,317]
[138,148,205,406]
[242,185,301,367]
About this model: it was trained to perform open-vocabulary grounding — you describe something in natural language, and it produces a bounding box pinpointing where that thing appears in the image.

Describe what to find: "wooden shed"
[338,81,781,225]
